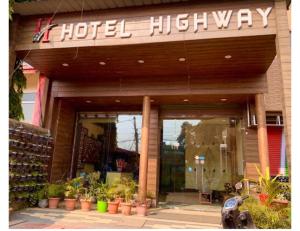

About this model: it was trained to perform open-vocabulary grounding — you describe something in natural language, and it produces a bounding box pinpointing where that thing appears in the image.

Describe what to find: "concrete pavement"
[9,205,222,229]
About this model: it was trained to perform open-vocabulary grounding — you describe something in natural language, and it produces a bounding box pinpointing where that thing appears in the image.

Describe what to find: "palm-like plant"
[255,165,288,205]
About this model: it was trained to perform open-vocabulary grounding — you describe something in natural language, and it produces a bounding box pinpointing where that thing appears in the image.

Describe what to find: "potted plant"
[96,183,109,213]
[64,177,83,211]
[37,184,48,208]
[80,188,93,211]
[48,183,64,209]
[87,171,100,203]
[120,178,137,216]
[107,186,120,214]
[136,201,148,216]
[255,165,286,206]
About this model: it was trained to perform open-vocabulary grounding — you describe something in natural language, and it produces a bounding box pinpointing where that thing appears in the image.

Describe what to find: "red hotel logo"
[32,18,57,43]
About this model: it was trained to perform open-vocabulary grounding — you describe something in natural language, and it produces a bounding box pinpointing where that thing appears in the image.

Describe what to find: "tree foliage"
[9,59,27,121]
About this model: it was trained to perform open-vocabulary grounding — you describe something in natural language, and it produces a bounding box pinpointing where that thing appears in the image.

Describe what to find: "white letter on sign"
[194,12,208,32]
[150,16,163,36]
[256,7,272,28]
[105,20,117,37]
[90,21,101,39]
[176,14,189,31]
[120,19,131,38]
[60,23,74,41]
[237,9,253,29]
[75,22,88,38]
[166,15,171,35]
[212,10,233,28]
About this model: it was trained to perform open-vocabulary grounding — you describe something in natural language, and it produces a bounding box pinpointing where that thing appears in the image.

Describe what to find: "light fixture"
[224,55,232,59]
[220,98,228,102]
[62,63,69,67]
[137,60,144,64]
[183,99,189,102]
[115,99,121,103]
[178,57,186,62]
[99,61,106,66]
[85,100,92,103]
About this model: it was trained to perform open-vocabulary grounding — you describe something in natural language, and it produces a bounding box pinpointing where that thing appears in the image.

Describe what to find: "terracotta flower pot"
[80,200,92,211]
[136,204,147,216]
[64,198,77,211]
[121,202,132,216]
[108,201,119,214]
[259,193,269,205]
[271,199,289,209]
[48,198,60,209]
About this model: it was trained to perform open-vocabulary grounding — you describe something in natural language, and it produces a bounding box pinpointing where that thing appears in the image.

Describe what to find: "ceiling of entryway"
[17,35,276,80]
[14,0,190,15]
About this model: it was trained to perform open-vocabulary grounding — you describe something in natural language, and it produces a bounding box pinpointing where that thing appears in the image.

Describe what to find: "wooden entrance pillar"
[255,93,270,174]
[138,96,151,202]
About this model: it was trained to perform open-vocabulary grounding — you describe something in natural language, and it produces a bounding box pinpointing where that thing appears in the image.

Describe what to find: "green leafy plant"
[146,191,155,199]
[48,183,65,198]
[120,177,137,203]
[97,183,109,202]
[254,165,288,205]
[240,196,291,229]
[37,184,48,200]
[9,58,27,120]
[87,171,100,198]
[64,177,83,199]
[80,188,93,201]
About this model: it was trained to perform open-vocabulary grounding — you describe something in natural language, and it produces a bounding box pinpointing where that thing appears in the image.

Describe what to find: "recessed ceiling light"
[99,61,106,66]
[183,99,189,102]
[115,99,121,103]
[62,63,69,67]
[137,60,144,64]
[220,98,228,102]
[178,57,186,62]
[85,100,92,103]
[224,55,232,59]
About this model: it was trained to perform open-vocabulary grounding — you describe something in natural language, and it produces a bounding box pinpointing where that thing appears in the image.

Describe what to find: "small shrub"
[240,196,291,229]
[48,184,65,198]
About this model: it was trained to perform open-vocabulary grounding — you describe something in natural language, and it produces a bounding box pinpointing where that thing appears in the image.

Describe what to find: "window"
[21,93,35,123]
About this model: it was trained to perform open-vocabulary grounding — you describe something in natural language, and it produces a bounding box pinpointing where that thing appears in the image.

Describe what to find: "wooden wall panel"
[244,127,260,179]
[15,0,276,51]
[50,100,76,182]
[274,0,291,173]
[50,74,267,98]
[147,108,160,204]
[265,56,283,111]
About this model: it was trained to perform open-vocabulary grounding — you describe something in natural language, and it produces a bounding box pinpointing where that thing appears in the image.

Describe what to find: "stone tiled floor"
[9,205,222,229]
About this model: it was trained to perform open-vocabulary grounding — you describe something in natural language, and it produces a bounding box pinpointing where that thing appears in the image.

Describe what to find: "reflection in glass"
[160,118,243,193]
[75,113,142,180]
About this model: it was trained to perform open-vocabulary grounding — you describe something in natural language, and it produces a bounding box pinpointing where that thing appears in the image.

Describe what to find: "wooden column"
[138,96,151,202]
[255,94,270,175]
[274,0,291,174]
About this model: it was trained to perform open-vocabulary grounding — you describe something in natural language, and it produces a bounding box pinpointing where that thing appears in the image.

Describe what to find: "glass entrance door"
[160,118,242,193]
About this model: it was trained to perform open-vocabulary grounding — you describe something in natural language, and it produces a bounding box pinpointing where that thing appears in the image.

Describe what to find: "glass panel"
[21,102,35,123]
[76,113,142,181]
[160,118,241,193]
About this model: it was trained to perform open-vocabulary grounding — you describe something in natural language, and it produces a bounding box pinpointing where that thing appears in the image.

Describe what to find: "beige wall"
[23,72,39,93]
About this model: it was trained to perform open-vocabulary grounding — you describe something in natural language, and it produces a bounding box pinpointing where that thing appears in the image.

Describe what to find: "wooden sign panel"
[15,0,276,51]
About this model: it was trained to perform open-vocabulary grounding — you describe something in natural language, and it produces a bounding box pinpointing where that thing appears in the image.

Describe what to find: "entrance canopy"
[18,35,276,80]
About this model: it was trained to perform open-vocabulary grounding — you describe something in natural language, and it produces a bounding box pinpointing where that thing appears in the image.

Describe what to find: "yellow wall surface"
[24,72,39,93]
